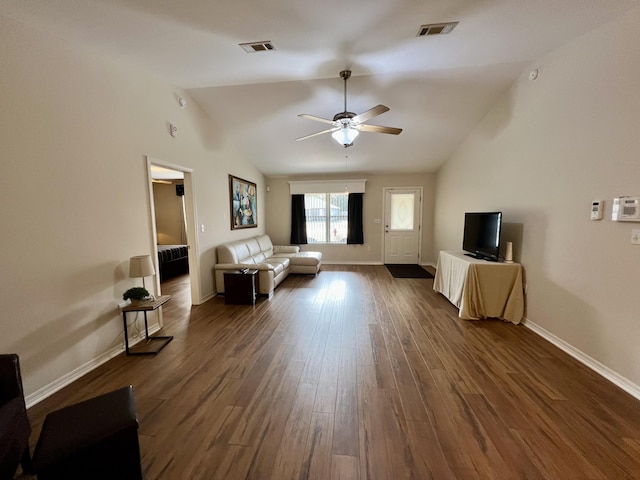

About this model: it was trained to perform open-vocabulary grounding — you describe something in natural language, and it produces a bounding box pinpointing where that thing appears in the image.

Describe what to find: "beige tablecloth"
[433,251,524,324]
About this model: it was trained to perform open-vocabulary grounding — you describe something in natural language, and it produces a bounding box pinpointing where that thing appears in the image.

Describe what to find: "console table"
[433,251,524,324]
[121,295,173,355]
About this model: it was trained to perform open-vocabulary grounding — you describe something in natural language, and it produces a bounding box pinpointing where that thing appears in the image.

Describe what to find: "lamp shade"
[129,255,155,278]
[331,127,359,147]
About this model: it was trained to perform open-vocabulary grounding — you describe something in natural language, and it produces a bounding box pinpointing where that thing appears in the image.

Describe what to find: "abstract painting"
[229,175,258,229]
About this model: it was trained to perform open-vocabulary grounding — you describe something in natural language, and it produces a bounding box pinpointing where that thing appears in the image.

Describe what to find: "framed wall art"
[229,175,258,229]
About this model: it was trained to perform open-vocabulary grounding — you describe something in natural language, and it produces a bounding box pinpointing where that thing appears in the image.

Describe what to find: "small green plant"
[123,287,150,301]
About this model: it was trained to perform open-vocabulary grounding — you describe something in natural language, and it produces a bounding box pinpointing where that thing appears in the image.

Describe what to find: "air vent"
[416,22,458,37]
[239,41,276,53]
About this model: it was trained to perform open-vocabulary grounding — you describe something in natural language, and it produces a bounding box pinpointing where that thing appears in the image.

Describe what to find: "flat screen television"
[462,212,502,261]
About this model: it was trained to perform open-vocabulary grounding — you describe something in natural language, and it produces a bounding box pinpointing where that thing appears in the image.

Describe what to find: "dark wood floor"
[22,266,640,479]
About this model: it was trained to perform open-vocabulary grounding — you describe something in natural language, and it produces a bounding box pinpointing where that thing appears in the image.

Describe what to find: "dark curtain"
[290,194,308,244]
[347,193,364,244]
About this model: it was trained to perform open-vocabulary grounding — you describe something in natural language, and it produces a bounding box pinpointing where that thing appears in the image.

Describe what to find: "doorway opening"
[146,157,200,313]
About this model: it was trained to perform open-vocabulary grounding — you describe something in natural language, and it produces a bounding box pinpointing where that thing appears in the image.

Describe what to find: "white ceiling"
[151,165,184,180]
[2,0,637,175]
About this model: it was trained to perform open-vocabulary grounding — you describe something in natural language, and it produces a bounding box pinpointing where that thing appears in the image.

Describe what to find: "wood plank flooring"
[21,266,640,479]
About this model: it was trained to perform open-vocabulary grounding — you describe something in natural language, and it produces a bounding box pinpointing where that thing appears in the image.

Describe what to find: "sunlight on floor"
[317,279,347,301]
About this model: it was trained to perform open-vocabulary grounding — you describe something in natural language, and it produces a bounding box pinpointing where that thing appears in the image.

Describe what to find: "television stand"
[434,251,524,324]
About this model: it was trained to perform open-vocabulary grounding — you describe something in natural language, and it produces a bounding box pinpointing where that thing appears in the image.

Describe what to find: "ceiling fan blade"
[298,114,336,126]
[356,124,402,135]
[351,104,390,124]
[296,127,339,141]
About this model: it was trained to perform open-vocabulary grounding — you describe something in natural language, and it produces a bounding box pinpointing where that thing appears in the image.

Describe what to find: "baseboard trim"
[196,292,215,304]
[323,260,384,265]
[25,324,161,408]
[25,347,122,408]
[322,261,436,267]
[523,317,640,401]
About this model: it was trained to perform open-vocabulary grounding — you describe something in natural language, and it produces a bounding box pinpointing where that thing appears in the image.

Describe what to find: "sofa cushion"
[217,242,249,264]
[272,245,299,256]
[252,253,265,263]
[246,239,261,257]
[234,243,252,262]
[269,263,283,276]
[290,252,322,266]
[256,235,274,257]
[267,257,290,275]
[289,252,322,274]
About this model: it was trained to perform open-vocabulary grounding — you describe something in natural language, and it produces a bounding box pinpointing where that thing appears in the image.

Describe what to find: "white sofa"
[214,234,321,296]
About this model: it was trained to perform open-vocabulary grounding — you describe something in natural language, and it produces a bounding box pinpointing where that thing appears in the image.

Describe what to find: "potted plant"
[123,287,151,305]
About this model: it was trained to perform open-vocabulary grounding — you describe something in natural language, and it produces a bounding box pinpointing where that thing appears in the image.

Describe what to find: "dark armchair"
[0,354,32,479]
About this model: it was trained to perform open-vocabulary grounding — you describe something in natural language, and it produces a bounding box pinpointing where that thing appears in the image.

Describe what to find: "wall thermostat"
[612,197,640,222]
[591,200,603,220]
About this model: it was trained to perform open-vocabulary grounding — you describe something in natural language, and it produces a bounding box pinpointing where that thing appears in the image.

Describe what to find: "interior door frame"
[146,156,201,308]
[382,186,423,264]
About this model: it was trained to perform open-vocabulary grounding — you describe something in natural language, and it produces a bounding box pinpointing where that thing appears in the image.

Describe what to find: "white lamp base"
[504,241,513,263]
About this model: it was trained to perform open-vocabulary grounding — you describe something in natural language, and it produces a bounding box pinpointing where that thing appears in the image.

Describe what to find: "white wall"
[0,16,264,399]
[265,173,436,265]
[434,7,640,389]
[153,181,185,245]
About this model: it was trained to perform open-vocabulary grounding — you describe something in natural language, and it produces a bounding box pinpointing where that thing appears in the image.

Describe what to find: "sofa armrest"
[215,263,275,271]
[273,245,300,254]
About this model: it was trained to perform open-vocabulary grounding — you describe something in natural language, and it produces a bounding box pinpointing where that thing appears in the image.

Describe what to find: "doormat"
[385,264,434,279]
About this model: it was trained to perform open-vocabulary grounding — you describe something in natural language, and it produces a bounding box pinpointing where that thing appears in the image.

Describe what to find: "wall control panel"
[612,197,640,222]
[590,200,603,220]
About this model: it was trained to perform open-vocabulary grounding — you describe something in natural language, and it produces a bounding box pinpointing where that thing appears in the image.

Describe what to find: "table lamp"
[129,255,155,290]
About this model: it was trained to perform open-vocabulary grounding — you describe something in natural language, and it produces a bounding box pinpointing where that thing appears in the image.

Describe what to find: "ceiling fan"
[296,70,402,148]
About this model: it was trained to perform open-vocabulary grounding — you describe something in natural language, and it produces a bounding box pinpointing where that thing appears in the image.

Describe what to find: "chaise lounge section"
[214,234,321,297]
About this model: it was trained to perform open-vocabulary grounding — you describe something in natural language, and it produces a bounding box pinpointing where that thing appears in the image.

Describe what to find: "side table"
[224,269,259,305]
[121,295,173,355]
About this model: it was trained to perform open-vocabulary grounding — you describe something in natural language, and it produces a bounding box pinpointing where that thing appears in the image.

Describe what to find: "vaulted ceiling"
[2,0,636,175]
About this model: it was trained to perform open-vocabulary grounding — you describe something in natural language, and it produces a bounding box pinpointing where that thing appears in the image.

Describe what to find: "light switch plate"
[632,229,640,245]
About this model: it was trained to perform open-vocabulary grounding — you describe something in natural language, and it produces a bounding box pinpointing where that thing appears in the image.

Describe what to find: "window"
[304,193,348,243]
[389,193,415,230]
[289,180,365,245]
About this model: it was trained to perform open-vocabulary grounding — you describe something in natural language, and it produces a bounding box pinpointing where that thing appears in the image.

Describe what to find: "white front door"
[383,188,421,264]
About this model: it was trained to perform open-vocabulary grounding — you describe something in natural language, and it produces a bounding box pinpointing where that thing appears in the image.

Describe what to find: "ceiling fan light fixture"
[332,127,359,147]
[296,69,401,145]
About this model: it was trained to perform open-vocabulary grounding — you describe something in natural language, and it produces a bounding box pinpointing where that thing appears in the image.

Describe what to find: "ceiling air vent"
[239,41,276,53]
[416,22,458,37]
